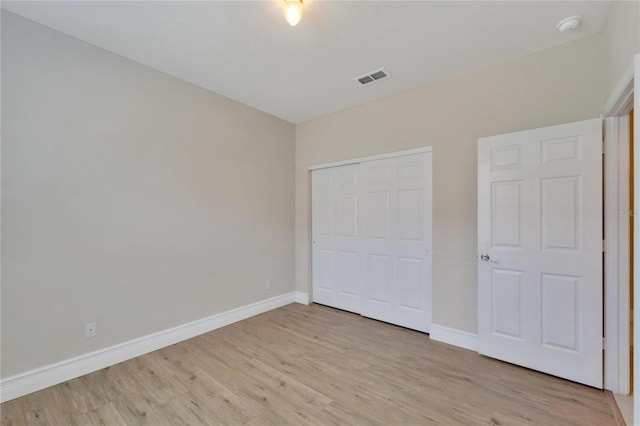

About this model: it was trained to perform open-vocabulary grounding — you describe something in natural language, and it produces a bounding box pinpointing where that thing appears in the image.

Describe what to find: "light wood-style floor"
[1,303,617,425]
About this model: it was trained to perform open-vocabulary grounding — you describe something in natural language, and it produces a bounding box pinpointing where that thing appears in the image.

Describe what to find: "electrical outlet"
[265,280,271,290]
[85,322,97,338]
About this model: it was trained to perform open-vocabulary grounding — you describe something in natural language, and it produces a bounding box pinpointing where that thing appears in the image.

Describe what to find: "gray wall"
[295,34,605,333]
[602,1,639,103]
[1,12,295,378]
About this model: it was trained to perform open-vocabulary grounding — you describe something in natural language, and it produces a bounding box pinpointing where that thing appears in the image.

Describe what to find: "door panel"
[316,249,334,291]
[478,118,602,388]
[491,269,523,339]
[367,191,390,239]
[312,164,362,313]
[317,195,334,236]
[541,273,580,351]
[491,181,523,247]
[339,194,357,237]
[337,251,360,296]
[541,176,580,250]
[398,189,422,240]
[397,256,422,310]
[360,153,432,332]
[367,254,390,303]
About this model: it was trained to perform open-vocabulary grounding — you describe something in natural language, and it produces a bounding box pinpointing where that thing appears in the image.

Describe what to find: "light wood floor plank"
[1,303,617,425]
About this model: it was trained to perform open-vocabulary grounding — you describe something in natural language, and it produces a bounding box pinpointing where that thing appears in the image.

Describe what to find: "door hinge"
[602,336,606,350]
[602,140,605,154]
[602,240,606,252]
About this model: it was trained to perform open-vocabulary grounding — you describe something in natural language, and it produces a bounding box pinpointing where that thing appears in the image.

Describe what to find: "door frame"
[308,146,433,171]
[603,58,635,396]
[634,53,640,422]
[604,114,632,394]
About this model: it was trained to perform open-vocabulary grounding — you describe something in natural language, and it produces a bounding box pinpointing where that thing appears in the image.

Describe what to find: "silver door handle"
[479,254,496,263]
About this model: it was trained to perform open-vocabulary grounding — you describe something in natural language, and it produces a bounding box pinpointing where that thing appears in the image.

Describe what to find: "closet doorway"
[311,148,433,332]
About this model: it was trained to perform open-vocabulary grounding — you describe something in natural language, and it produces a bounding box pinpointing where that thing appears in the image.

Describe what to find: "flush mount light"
[556,15,582,33]
[284,0,303,26]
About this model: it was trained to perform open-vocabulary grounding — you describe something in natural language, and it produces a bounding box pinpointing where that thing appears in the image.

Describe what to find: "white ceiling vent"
[355,68,389,85]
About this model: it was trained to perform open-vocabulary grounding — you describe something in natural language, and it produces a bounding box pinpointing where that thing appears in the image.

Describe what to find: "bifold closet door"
[311,151,432,333]
[311,164,363,313]
[359,153,432,332]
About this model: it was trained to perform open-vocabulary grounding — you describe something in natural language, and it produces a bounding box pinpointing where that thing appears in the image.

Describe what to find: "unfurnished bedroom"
[1,1,638,425]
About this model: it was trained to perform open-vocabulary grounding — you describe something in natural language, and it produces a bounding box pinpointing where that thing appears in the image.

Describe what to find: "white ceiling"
[2,1,612,124]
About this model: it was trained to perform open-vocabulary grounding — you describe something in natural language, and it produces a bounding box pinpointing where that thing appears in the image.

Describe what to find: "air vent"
[355,68,389,85]
[370,70,387,80]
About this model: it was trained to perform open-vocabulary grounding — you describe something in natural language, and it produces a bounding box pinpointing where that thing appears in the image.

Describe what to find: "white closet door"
[311,151,432,333]
[311,164,363,313]
[360,153,432,332]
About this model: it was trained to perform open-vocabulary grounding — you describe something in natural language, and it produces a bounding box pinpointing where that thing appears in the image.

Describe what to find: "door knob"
[479,254,495,262]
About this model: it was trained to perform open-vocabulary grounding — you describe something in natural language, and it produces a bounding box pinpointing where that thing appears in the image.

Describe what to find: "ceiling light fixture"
[284,0,303,27]
[556,15,582,33]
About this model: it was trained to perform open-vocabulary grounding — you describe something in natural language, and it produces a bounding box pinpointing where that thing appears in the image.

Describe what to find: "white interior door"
[477,118,603,388]
[360,153,432,332]
[311,164,363,313]
[311,150,432,332]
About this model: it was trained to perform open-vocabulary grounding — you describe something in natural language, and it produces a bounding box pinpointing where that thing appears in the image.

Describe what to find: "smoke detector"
[557,15,582,33]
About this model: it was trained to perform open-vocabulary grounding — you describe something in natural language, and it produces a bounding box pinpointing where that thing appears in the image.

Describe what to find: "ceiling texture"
[2,1,612,124]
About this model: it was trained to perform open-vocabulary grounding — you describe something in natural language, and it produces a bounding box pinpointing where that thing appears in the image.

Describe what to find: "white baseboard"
[0,292,300,403]
[295,291,310,305]
[429,323,479,352]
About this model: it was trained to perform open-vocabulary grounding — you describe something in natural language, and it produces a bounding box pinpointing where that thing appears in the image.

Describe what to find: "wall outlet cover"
[85,322,97,338]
